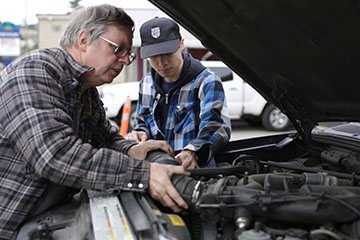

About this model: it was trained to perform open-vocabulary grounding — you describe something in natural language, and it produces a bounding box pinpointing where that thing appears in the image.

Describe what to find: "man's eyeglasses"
[99,36,136,64]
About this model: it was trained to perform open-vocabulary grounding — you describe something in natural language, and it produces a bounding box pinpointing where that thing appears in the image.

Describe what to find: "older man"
[0,5,188,238]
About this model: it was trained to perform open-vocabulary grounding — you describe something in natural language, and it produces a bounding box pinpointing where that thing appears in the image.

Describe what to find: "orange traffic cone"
[120,96,132,137]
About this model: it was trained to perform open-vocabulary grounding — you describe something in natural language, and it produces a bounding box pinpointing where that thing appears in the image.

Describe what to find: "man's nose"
[156,55,167,66]
[117,55,131,65]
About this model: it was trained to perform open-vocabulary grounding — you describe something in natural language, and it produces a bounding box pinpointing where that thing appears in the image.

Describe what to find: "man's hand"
[175,150,199,169]
[127,130,148,142]
[127,140,174,160]
[148,162,190,212]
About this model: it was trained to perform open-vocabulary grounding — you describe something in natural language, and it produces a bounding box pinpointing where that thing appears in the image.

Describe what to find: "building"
[36,8,217,84]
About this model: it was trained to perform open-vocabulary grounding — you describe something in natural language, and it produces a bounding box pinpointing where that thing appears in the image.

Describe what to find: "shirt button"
[138,183,144,189]
[127,183,133,188]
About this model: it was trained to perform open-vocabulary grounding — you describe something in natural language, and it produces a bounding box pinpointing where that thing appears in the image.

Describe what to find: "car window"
[208,67,233,81]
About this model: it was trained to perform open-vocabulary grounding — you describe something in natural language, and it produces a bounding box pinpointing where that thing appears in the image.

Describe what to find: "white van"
[99,61,291,131]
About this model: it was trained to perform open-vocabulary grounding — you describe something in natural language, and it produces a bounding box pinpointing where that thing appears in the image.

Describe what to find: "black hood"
[149,0,360,142]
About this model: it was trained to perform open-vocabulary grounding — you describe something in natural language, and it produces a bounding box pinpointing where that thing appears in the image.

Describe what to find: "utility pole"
[24,0,28,28]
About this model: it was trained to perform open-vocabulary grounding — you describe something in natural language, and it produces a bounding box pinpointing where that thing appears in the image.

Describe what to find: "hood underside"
[149,0,360,135]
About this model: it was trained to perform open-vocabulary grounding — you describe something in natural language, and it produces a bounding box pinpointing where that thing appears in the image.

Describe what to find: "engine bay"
[17,126,360,240]
[168,133,360,240]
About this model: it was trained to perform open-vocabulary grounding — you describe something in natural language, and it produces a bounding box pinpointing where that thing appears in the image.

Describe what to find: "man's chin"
[106,78,115,84]
[100,77,115,86]
[108,73,119,83]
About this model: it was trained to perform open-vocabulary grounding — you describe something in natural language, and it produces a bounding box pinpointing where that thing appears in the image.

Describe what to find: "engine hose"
[186,166,251,177]
[146,151,252,205]
[261,160,360,181]
[146,150,180,165]
[147,150,250,177]
[146,150,202,205]
[191,212,203,240]
[232,154,262,174]
[310,229,343,240]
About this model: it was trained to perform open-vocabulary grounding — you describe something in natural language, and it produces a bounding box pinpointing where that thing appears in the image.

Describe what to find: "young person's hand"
[175,150,199,169]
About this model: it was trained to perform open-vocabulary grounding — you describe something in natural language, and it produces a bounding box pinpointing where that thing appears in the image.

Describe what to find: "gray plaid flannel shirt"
[0,48,149,238]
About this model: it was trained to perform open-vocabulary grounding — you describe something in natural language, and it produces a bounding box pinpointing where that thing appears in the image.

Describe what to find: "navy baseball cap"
[140,17,182,59]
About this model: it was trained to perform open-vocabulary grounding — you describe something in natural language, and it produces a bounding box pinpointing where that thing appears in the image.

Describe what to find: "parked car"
[98,81,139,130]
[202,61,291,131]
[18,1,360,240]
[99,61,291,131]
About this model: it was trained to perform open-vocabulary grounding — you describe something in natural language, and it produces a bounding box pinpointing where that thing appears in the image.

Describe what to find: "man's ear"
[78,29,90,52]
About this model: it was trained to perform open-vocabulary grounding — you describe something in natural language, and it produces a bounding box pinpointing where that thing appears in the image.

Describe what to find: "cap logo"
[151,27,160,38]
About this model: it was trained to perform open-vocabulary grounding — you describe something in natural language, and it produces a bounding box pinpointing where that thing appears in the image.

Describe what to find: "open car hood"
[148,0,360,142]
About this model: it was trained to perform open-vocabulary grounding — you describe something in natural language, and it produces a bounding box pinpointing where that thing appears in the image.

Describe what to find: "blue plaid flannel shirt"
[135,67,231,167]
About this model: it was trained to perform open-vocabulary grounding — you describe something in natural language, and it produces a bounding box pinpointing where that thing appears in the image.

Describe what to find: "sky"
[1,0,156,25]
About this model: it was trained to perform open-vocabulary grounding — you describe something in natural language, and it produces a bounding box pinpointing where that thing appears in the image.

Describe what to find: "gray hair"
[59,4,134,49]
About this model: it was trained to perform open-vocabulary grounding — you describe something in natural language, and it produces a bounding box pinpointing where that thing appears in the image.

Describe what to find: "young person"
[128,17,231,169]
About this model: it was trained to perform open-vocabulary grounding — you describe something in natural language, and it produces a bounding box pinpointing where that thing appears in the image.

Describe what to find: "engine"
[17,133,360,240]
[148,146,360,240]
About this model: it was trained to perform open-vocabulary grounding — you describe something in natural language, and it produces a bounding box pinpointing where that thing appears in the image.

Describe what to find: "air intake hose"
[146,150,203,205]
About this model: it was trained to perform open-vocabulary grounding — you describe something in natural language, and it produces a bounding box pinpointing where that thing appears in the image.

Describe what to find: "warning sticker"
[152,209,161,215]
[167,214,185,226]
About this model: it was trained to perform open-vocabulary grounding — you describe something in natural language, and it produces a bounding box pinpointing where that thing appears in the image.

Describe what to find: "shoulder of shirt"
[142,72,154,83]
[20,48,65,61]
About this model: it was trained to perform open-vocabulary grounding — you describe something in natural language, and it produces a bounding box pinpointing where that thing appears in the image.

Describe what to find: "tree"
[70,0,82,10]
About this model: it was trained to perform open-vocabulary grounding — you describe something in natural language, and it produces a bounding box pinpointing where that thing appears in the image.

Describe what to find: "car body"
[18,1,360,239]
[98,81,139,130]
[99,61,291,131]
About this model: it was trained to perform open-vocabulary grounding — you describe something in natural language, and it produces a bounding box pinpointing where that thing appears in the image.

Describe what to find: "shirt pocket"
[174,102,196,134]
